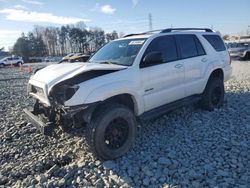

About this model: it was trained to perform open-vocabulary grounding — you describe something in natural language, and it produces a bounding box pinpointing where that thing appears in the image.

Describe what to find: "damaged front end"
[23,65,124,135]
[24,80,96,135]
[24,99,90,135]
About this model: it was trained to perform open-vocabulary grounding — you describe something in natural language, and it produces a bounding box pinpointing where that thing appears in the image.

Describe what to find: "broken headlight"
[50,84,79,104]
[65,85,79,101]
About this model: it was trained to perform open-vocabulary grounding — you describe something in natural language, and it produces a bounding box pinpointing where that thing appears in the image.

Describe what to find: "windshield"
[89,38,146,66]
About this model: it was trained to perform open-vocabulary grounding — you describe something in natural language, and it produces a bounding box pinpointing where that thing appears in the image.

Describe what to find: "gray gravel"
[0,61,250,187]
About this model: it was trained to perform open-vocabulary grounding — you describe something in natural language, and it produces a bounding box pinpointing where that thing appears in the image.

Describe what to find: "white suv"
[24,28,232,160]
[0,56,24,67]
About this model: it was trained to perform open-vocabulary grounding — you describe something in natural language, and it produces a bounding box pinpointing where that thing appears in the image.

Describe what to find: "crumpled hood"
[31,62,127,91]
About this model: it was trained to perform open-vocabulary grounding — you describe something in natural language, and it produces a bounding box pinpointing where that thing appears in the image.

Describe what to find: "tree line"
[12,21,119,58]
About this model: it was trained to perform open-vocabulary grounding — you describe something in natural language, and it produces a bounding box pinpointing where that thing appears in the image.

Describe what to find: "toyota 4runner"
[24,28,232,160]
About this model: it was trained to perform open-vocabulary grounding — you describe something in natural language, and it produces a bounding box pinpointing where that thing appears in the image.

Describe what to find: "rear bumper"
[23,108,53,135]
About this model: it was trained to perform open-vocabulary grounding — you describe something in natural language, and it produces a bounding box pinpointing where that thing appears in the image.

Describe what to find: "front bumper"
[23,102,99,135]
[229,52,245,58]
[23,108,53,135]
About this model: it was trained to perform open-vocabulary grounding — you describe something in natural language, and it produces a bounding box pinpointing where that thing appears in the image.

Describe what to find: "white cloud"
[13,5,28,9]
[132,0,140,7]
[22,0,43,5]
[101,5,116,14]
[0,30,21,37]
[0,9,90,24]
[0,30,21,50]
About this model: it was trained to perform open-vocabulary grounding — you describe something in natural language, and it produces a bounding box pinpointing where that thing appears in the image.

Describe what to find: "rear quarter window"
[203,35,226,52]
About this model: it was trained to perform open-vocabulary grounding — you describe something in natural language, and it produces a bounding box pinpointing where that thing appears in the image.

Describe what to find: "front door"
[140,35,185,112]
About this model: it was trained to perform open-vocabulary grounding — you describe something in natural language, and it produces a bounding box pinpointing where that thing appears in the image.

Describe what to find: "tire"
[245,52,250,60]
[16,62,22,67]
[0,63,5,68]
[86,103,137,160]
[199,78,225,111]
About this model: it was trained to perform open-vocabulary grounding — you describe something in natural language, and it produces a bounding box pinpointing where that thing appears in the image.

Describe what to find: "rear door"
[175,34,208,96]
[140,35,185,111]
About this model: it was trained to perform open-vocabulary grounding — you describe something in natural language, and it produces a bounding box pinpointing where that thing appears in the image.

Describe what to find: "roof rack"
[123,28,213,38]
[161,28,213,33]
[123,29,162,38]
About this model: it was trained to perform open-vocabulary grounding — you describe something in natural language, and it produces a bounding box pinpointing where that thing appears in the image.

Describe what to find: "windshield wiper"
[99,61,125,66]
[99,61,114,65]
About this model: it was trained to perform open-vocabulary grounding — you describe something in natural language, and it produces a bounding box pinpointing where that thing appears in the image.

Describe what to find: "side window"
[194,36,206,56]
[142,35,178,67]
[176,35,198,59]
[203,35,226,52]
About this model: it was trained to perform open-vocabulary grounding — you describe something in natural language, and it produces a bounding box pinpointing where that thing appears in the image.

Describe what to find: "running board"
[139,95,201,121]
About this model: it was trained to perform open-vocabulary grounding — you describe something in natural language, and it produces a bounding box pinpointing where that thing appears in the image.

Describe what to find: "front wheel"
[199,78,225,111]
[0,63,5,68]
[16,62,22,67]
[86,104,137,160]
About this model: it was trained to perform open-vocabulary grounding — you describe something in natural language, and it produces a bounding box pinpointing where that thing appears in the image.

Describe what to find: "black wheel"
[245,52,250,60]
[16,62,22,67]
[86,103,137,160]
[0,63,4,68]
[199,78,225,111]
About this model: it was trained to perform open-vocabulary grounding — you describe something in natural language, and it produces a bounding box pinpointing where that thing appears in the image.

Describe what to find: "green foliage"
[13,22,120,57]
[13,33,47,58]
[106,31,118,43]
[13,35,30,58]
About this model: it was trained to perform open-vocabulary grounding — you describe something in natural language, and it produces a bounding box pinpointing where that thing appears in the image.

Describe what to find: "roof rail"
[161,28,213,33]
[123,33,141,38]
[123,29,163,38]
[123,28,213,38]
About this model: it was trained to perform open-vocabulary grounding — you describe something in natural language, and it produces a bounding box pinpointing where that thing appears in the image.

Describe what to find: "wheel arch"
[92,93,138,117]
[208,68,224,81]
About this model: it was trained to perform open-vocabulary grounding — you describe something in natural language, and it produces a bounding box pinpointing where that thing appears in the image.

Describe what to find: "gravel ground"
[0,61,249,188]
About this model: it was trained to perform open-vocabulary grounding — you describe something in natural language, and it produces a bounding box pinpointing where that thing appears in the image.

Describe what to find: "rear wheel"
[86,103,137,160]
[244,52,250,60]
[199,78,225,111]
[0,63,4,68]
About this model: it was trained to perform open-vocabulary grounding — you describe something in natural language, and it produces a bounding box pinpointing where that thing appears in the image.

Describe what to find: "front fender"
[84,81,143,115]
[64,81,144,116]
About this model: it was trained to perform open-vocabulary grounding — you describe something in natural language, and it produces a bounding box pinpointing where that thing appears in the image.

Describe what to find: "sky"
[0,0,249,51]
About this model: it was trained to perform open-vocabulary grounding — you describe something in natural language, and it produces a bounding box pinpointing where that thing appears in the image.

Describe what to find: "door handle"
[201,58,207,62]
[145,88,154,92]
[175,64,183,68]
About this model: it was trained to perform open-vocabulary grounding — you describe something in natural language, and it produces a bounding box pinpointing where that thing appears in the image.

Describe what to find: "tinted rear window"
[176,35,198,59]
[203,35,226,52]
[194,36,206,56]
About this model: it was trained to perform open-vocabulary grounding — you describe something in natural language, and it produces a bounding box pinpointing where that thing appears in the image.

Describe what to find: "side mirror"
[142,51,163,67]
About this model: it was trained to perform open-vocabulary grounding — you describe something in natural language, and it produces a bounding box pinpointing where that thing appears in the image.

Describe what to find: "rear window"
[176,35,198,59]
[203,35,226,52]
[194,36,206,56]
